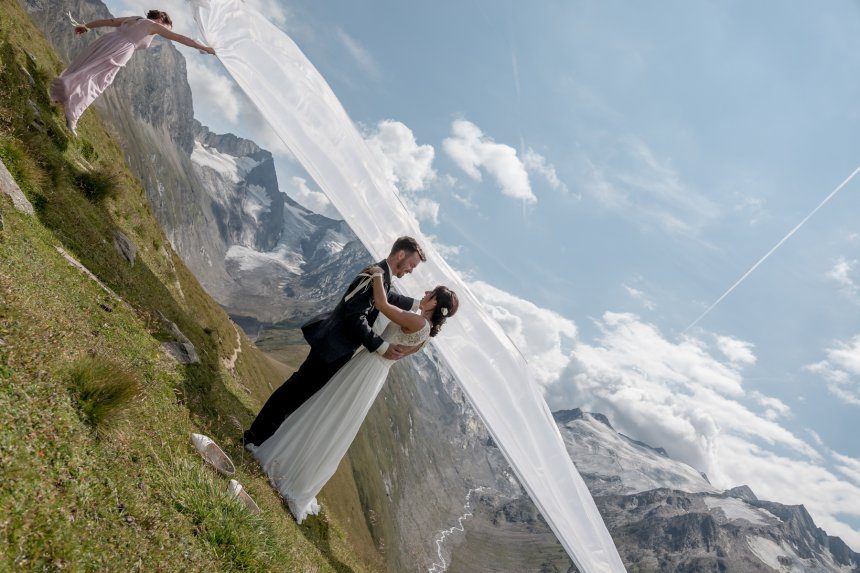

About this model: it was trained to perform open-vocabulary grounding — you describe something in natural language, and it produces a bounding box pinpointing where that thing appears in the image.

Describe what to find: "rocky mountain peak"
[726,485,758,502]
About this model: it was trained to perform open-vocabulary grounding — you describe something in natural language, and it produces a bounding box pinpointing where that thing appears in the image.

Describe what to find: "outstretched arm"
[74,16,136,34]
[369,269,425,333]
[151,24,216,54]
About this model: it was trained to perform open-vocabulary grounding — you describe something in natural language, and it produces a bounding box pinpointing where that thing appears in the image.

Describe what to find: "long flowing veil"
[188,1,626,571]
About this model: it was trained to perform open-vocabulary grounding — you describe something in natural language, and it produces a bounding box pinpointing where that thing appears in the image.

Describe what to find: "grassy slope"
[0,0,383,569]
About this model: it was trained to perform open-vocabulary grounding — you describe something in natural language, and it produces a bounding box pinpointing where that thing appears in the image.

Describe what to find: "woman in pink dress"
[51,10,215,135]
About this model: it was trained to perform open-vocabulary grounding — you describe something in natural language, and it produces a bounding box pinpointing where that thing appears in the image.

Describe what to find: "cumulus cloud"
[805,335,860,407]
[287,176,340,220]
[580,138,718,237]
[549,312,860,547]
[715,334,757,367]
[363,120,439,225]
[185,59,241,123]
[442,119,536,203]
[523,147,569,194]
[364,120,436,192]
[469,280,576,387]
[475,288,860,546]
[410,197,440,225]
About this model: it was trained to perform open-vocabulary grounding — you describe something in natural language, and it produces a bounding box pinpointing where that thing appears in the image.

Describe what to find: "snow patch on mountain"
[703,496,779,526]
[243,184,272,223]
[226,244,304,274]
[191,140,261,183]
[555,409,716,495]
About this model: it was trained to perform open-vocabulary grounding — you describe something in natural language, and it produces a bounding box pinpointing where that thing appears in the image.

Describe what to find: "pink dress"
[51,18,156,131]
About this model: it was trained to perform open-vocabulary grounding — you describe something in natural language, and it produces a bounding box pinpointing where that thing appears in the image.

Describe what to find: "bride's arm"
[74,16,135,34]
[397,342,426,358]
[151,24,216,54]
[369,270,425,333]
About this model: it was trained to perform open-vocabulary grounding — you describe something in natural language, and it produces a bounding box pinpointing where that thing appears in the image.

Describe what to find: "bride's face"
[419,290,437,312]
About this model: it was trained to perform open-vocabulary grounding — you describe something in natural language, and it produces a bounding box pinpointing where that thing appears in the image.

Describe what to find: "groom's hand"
[382,345,406,360]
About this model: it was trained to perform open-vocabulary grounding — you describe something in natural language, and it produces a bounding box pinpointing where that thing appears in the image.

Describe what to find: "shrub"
[67,356,140,430]
[79,138,98,162]
[72,167,119,202]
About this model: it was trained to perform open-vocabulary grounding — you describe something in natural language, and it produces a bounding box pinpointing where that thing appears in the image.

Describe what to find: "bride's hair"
[147,10,172,26]
[429,286,458,337]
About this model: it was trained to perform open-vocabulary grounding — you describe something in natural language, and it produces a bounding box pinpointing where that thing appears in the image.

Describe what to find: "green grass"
[67,356,141,430]
[72,166,120,202]
[0,0,383,569]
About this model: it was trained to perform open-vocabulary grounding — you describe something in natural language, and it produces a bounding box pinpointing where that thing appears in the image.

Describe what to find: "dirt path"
[222,320,243,371]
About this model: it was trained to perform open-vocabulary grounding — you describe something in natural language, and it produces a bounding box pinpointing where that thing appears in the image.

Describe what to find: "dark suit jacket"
[301,259,415,363]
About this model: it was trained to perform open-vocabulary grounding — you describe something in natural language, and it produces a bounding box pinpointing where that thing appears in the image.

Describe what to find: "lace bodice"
[381,318,431,347]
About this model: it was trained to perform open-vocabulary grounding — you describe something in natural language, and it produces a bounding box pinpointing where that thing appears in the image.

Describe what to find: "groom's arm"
[387,290,418,312]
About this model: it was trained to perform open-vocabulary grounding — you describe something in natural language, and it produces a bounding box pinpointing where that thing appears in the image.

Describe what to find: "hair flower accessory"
[441,307,448,316]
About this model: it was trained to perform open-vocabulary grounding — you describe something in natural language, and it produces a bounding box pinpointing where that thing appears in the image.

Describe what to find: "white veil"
[189,1,626,571]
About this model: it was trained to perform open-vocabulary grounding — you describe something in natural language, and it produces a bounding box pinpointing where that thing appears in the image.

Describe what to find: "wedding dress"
[252,318,431,522]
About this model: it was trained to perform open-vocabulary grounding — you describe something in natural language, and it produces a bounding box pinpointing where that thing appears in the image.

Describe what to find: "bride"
[251,267,459,521]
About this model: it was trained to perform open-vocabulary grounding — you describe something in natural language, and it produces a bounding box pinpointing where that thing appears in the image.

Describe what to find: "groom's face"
[392,251,422,278]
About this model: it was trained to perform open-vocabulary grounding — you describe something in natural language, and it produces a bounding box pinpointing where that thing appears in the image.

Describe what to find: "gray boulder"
[0,158,34,215]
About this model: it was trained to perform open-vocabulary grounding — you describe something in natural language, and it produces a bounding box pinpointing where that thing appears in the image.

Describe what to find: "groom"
[243,236,426,447]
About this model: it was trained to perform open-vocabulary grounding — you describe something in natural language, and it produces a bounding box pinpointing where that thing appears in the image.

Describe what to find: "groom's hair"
[390,236,426,262]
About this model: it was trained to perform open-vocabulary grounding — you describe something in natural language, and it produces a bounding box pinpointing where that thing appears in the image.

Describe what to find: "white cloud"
[827,256,858,296]
[336,29,380,78]
[364,120,436,192]
[523,148,569,194]
[623,284,655,310]
[541,311,860,547]
[411,197,440,225]
[469,280,576,387]
[185,59,241,123]
[805,335,860,406]
[832,452,860,488]
[362,120,439,225]
[287,176,340,220]
[442,119,536,203]
[715,334,757,367]
[463,280,860,547]
[807,429,825,448]
[749,390,791,421]
[580,138,718,236]
[425,234,461,258]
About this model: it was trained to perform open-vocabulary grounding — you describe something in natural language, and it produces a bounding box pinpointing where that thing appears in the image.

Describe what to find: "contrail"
[685,164,860,333]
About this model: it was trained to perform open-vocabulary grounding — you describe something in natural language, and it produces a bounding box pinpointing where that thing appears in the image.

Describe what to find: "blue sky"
[108,0,860,547]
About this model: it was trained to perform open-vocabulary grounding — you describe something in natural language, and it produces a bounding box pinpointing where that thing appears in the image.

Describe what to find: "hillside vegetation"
[0,0,383,569]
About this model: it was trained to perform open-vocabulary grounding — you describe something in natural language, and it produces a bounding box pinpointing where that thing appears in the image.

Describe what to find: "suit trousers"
[244,347,353,446]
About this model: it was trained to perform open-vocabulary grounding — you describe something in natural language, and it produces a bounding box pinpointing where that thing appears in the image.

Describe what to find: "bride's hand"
[362,265,384,278]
